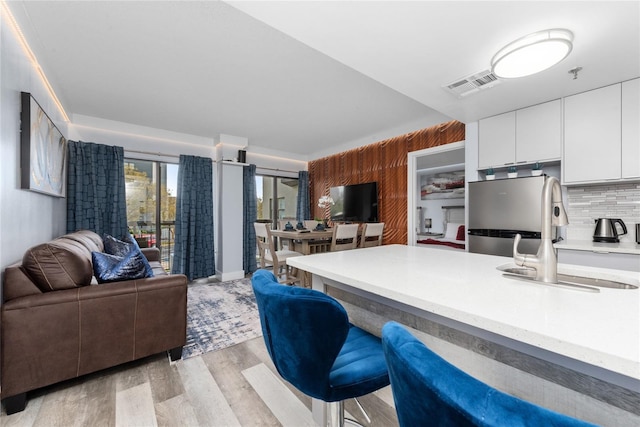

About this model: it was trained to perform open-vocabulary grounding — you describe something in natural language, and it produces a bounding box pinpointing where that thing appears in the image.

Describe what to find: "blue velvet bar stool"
[251,269,390,426]
[381,321,597,427]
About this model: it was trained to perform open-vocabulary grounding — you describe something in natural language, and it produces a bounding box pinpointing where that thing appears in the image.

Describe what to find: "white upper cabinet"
[478,100,561,170]
[516,99,562,163]
[478,112,515,169]
[563,84,621,183]
[563,80,639,184]
[622,78,640,179]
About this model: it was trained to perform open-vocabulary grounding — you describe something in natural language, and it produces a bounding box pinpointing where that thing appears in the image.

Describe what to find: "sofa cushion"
[92,249,154,284]
[22,241,94,292]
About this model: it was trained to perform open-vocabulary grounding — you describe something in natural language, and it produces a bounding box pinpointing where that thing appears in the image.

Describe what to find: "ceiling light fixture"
[491,29,573,79]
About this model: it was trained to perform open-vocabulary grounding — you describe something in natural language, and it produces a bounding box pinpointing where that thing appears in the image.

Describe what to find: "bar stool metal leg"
[326,399,369,427]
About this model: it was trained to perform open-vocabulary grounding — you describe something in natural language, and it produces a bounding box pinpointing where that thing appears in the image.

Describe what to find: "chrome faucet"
[513,176,568,283]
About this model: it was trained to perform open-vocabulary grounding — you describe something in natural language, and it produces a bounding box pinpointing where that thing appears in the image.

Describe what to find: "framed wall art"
[420,170,465,200]
[20,92,67,197]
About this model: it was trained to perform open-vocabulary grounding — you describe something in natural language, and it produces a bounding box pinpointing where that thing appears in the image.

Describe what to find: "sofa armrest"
[3,265,43,302]
[141,247,160,262]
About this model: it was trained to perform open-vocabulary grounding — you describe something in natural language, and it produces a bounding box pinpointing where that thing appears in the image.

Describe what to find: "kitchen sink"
[497,264,638,292]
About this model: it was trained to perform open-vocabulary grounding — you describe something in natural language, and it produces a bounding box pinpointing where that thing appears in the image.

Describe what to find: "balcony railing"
[131,221,176,272]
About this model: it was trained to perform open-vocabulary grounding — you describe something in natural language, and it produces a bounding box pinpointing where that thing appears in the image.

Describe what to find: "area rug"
[183,277,263,360]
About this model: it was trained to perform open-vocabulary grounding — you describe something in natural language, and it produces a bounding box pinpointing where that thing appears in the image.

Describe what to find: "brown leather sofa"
[1,230,188,414]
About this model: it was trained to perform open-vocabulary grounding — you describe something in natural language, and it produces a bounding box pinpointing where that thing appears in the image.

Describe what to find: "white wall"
[249,146,307,178]
[217,162,245,280]
[69,114,215,161]
[0,11,68,276]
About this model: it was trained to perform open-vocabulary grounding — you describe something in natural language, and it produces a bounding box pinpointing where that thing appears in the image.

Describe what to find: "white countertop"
[555,240,640,255]
[288,245,640,380]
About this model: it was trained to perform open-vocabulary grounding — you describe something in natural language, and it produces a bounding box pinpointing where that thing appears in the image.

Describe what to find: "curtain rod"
[257,166,300,174]
[124,149,301,174]
[124,149,180,159]
[125,149,218,162]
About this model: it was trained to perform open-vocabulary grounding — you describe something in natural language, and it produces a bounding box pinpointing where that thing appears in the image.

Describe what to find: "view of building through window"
[124,159,178,271]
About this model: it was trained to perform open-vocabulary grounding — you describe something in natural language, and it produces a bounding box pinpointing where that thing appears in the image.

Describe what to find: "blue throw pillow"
[129,234,155,277]
[104,233,155,278]
[125,233,140,249]
[92,249,154,284]
[103,234,133,257]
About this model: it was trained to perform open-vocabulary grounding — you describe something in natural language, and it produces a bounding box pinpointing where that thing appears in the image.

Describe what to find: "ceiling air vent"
[443,70,501,98]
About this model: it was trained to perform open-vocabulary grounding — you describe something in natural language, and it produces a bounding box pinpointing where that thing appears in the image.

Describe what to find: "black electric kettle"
[593,218,627,243]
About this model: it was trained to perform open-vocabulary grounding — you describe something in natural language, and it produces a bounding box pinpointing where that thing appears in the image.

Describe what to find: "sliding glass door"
[256,175,299,228]
[124,159,178,271]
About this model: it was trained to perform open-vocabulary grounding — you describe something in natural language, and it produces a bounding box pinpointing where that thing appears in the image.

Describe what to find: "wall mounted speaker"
[238,150,247,163]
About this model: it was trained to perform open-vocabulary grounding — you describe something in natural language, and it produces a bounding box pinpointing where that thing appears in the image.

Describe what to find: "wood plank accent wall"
[309,120,465,245]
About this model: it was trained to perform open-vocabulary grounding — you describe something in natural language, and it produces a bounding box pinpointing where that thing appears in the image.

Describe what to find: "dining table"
[269,228,334,287]
[269,228,334,255]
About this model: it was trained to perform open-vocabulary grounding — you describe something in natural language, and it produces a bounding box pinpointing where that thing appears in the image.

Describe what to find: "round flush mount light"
[491,29,574,79]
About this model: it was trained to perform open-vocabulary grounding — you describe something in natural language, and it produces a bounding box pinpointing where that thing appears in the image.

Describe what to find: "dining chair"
[251,269,390,426]
[253,222,302,285]
[330,223,360,252]
[276,219,295,250]
[381,321,596,427]
[360,222,385,248]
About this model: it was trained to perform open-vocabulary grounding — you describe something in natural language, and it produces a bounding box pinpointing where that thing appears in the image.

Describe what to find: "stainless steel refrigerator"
[468,175,547,257]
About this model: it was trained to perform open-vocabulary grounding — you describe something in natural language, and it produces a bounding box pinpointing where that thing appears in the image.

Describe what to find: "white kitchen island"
[287,244,640,426]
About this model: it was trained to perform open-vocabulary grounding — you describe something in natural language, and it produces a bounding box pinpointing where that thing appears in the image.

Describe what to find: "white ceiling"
[6,1,639,160]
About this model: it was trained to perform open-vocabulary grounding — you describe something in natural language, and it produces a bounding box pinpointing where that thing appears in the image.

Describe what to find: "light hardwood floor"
[1,337,399,427]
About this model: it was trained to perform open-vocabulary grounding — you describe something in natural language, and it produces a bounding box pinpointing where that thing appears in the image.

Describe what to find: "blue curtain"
[243,164,257,274]
[172,155,215,280]
[296,170,310,222]
[66,140,127,237]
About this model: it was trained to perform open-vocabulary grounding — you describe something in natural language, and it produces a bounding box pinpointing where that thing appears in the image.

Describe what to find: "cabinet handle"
[504,162,514,165]
[517,161,527,164]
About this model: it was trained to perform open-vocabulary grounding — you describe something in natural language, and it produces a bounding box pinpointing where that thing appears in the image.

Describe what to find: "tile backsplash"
[565,182,640,242]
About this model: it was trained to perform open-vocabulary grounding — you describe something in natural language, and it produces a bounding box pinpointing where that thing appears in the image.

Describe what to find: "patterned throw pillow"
[103,234,133,257]
[92,249,154,284]
[103,233,155,277]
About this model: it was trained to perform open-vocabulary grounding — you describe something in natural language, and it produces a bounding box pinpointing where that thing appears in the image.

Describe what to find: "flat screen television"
[330,182,378,222]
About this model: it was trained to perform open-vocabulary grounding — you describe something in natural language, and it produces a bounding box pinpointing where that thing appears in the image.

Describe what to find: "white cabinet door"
[478,111,515,169]
[563,84,621,183]
[622,78,640,179]
[516,99,562,163]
